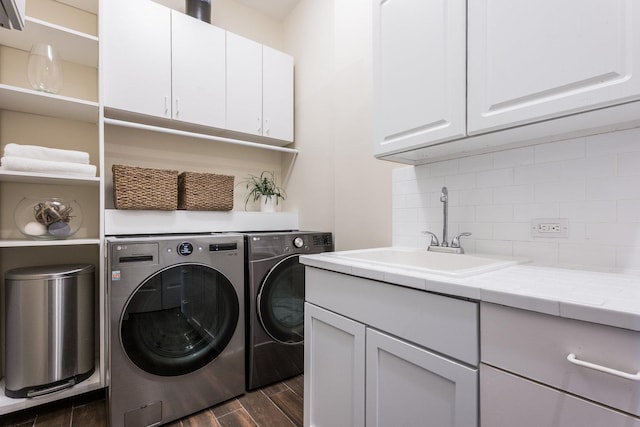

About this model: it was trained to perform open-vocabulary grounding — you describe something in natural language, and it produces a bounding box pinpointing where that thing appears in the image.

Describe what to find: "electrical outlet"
[531,218,569,238]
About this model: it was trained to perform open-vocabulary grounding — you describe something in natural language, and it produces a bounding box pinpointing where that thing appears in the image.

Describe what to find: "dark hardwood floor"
[0,375,303,427]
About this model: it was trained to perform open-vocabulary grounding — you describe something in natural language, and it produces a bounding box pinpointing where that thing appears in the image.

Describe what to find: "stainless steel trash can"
[4,264,95,398]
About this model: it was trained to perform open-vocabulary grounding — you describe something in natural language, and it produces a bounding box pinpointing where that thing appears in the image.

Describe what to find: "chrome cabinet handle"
[567,353,640,381]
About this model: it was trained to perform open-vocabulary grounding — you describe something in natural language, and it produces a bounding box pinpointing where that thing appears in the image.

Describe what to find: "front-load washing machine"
[107,234,245,427]
[245,231,333,390]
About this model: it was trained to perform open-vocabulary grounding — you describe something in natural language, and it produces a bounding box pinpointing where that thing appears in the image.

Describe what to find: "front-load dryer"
[245,231,333,390]
[107,234,244,427]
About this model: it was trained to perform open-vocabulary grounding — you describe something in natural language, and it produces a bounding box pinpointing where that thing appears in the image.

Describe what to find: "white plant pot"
[260,195,276,212]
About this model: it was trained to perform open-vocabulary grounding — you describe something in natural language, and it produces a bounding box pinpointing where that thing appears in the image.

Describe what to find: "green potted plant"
[242,171,286,212]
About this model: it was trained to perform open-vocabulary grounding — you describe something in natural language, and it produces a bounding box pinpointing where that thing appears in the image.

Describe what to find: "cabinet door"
[481,364,640,427]
[372,0,467,157]
[263,46,294,142]
[468,0,640,134]
[171,11,226,128]
[366,329,477,427]
[102,0,171,118]
[226,32,263,137]
[304,303,365,427]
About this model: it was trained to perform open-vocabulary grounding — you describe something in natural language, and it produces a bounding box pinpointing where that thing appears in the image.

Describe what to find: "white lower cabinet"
[366,329,477,427]
[481,302,640,426]
[481,364,640,427]
[304,267,479,427]
[304,303,365,427]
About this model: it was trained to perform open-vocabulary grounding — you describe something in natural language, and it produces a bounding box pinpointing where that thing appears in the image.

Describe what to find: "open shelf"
[0,16,98,67]
[0,169,99,186]
[0,365,102,416]
[0,84,99,123]
[104,115,300,154]
[0,238,100,248]
[105,209,299,235]
[54,0,98,14]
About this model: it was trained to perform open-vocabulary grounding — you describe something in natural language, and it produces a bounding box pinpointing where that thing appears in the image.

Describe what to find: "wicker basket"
[178,172,234,211]
[112,165,178,210]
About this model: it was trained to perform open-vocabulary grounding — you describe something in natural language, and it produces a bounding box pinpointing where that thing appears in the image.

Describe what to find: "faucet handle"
[451,232,472,248]
[422,231,440,247]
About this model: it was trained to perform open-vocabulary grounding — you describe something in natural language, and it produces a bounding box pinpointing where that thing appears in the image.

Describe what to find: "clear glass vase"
[15,197,83,240]
[27,43,63,94]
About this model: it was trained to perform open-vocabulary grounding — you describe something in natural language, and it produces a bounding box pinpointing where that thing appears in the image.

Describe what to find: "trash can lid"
[5,264,95,280]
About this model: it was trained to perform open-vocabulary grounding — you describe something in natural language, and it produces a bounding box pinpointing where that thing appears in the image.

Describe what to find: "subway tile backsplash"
[392,127,640,274]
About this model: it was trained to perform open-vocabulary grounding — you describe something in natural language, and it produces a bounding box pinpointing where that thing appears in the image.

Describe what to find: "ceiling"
[154,0,300,20]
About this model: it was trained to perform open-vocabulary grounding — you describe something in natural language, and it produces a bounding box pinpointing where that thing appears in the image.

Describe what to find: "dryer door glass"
[257,255,304,344]
[120,264,239,376]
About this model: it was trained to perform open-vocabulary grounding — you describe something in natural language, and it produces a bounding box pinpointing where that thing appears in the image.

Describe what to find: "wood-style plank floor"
[0,375,303,427]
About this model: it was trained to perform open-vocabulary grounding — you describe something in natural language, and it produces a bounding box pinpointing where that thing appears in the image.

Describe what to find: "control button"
[293,237,304,248]
[177,242,193,256]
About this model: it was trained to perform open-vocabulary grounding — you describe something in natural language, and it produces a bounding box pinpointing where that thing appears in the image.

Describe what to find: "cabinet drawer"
[481,302,640,416]
[306,267,478,366]
[481,364,640,427]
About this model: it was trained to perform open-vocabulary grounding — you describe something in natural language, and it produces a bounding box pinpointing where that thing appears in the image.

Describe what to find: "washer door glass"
[120,264,239,376]
[257,255,304,344]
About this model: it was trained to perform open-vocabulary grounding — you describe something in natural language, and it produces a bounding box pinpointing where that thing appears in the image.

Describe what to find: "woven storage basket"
[112,165,178,210]
[178,172,234,211]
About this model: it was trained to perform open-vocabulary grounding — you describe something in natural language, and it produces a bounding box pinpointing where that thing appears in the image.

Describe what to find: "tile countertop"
[300,251,640,332]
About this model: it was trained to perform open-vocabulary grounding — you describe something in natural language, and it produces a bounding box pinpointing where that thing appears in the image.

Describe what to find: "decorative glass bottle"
[27,43,63,94]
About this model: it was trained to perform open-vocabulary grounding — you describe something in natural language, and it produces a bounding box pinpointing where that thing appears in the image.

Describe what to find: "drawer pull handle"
[567,353,640,381]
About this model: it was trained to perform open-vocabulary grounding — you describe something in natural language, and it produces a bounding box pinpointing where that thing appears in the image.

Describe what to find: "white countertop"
[300,250,640,332]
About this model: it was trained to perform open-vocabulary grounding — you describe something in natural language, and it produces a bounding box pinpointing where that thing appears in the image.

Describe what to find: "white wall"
[392,128,640,274]
[284,0,397,250]
[154,0,284,49]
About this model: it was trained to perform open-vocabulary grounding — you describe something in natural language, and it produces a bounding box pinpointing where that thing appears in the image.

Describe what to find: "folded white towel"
[4,143,90,164]
[1,156,97,177]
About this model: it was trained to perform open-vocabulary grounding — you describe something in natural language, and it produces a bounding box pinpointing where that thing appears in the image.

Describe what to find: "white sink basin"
[324,247,525,277]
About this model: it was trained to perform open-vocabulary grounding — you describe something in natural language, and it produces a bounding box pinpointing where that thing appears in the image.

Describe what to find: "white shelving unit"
[0,1,104,415]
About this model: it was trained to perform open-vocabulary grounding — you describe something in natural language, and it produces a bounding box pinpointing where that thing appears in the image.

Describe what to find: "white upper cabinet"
[171,10,225,128]
[374,0,640,163]
[263,46,294,142]
[372,0,467,157]
[102,2,226,128]
[226,32,294,143]
[102,0,171,118]
[226,32,263,137]
[467,0,640,134]
[102,0,293,143]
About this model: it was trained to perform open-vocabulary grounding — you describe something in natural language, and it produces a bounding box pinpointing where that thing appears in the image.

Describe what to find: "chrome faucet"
[422,186,472,254]
[440,187,449,247]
